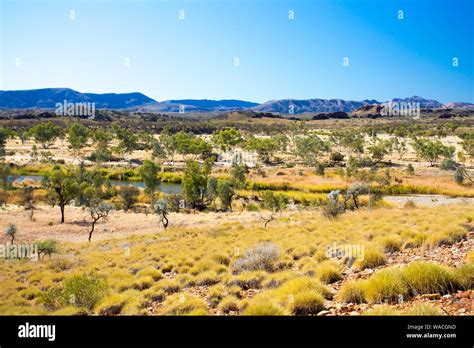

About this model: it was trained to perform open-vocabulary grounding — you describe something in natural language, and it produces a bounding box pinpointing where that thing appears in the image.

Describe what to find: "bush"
[233,242,279,273]
[364,268,408,303]
[161,293,207,315]
[118,185,140,212]
[61,273,108,310]
[402,261,458,295]
[353,248,386,270]
[40,272,108,311]
[336,281,367,304]
[37,240,60,259]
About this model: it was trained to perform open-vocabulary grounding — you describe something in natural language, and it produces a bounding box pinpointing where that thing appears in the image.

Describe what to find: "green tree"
[368,138,393,164]
[212,128,243,152]
[91,128,113,163]
[5,224,16,244]
[0,162,14,206]
[231,164,247,189]
[295,134,329,166]
[217,180,234,211]
[153,198,169,229]
[244,136,279,164]
[42,166,79,223]
[0,129,7,158]
[412,138,455,166]
[88,202,114,242]
[138,160,161,200]
[113,125,139,163]
[67,123,90,153]
[206,176,218,211]
[182,160,210,209]
[27,122,63,149]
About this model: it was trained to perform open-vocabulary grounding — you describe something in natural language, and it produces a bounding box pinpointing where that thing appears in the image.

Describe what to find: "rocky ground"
[146,226,474,316]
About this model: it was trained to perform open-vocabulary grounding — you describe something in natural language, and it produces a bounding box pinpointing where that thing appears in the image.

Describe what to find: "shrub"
[40,272,108,311]
[402,261,458,295]
[404,303,445,316]
[118,185,140,212]
[5,224,16,244]
[364,268,408,303]
[353,248,386,270]
[336,281,367,304]
[161,293,207,315]
[61,273,108,310]
[233,242,279,273]
[314,260,342,284]
[289,291,325,315]
[243,299,287,316]
[37,240,60,259]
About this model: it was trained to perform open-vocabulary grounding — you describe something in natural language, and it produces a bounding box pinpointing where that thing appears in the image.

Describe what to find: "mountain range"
[1,88,473,113]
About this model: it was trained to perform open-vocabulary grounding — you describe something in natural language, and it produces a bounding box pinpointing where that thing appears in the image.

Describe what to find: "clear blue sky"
[1,0,473,103]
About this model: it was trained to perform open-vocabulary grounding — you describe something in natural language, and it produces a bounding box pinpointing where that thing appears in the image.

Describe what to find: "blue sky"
[1,0,473,103]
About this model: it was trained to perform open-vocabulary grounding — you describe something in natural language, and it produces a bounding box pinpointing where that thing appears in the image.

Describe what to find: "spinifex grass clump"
[336,281,367,304]
[353,248,386,270]
[402,261,458,295]
[364,268,408,303]
[314,260,342,284]
[244,276,329,316]
[160,293,208,315]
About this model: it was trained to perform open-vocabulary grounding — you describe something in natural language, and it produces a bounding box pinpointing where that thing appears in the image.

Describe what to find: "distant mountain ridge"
[0,88,473,113]
[251,98,380,113]
[0,88,156,109]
